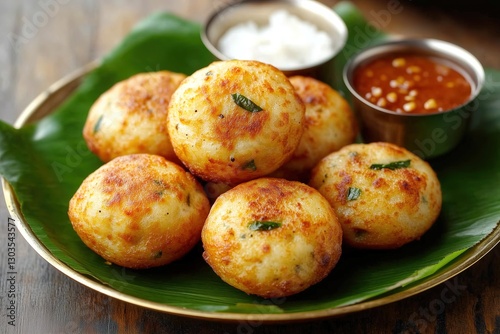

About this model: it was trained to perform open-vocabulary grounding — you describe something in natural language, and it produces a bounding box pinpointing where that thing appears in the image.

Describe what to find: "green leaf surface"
[0,3,499,315]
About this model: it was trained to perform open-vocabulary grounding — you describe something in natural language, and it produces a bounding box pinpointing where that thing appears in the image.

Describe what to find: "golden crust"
[68,154,210,269]
[83,71,186,163]
[272,76,358,181]
[167,60,305,185]
[309,142,442,249]
[201,178,342,298]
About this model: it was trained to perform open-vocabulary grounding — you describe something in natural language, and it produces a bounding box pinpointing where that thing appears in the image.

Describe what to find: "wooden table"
[0,1,498,333]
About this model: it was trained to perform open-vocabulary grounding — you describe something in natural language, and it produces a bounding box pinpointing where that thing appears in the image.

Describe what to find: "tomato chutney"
[353,53,473,114]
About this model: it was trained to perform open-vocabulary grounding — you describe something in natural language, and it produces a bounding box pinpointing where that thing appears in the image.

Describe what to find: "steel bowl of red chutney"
[343,38,485,159]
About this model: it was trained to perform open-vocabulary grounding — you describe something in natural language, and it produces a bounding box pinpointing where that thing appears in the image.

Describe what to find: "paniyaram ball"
[167,59,305,185]
[272,75,358,181]
[201,177,342,298]
[309,142,442,249]
[68,154,210,269]
[83,71,186,163]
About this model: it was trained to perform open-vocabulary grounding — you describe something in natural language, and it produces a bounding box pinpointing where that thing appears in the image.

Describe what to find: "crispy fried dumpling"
[309,142,442,249]
[272,76,358,181]
[202,177,342,298]
[167,60,305,185]
[68,154,210,269]
[83,71,186,163]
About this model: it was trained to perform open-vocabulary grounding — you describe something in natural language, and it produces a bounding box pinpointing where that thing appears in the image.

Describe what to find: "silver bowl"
[201,0,348,84]
[343,38,485,159]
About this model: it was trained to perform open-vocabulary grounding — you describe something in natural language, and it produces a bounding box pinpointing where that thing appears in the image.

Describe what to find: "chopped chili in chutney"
[353,53,472,114]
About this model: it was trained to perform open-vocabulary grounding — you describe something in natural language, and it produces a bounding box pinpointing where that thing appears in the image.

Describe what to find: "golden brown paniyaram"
[201,177,343,298]
[68,154,210,269]
[272,75,358,181]
[83,71,186,163]
[167,60,305,185]
[309,142,442,249]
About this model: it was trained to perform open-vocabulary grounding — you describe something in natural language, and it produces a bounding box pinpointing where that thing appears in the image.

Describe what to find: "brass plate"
[3,66,499,322]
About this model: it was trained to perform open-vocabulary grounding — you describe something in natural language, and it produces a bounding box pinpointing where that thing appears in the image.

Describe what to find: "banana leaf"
[0,2,499,316]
